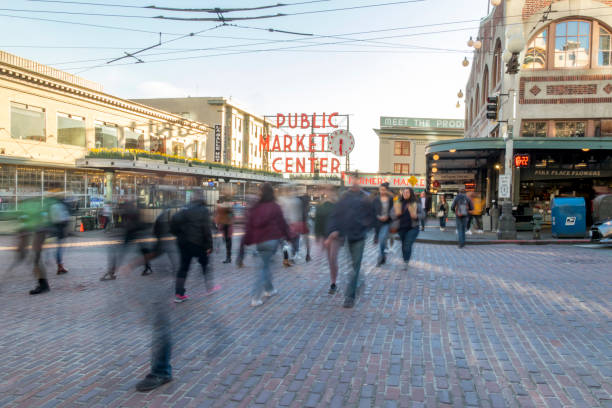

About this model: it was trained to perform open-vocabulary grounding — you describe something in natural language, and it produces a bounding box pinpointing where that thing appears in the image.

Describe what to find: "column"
[104,171,114,203]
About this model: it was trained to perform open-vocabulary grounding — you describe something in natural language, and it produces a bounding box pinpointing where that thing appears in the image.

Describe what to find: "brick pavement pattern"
[0,236,610,407]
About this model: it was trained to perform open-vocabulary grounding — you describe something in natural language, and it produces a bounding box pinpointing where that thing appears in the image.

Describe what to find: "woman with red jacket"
[243,183,292,307]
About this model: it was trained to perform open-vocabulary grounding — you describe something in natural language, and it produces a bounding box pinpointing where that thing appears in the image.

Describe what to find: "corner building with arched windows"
[427,0,612,229]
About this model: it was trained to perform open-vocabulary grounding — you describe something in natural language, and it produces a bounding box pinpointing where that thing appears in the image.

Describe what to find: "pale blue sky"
[1,0,489,172]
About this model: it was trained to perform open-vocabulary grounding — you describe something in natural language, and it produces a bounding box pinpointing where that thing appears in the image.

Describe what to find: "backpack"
[455,196,469,217]
[50,202,70,224]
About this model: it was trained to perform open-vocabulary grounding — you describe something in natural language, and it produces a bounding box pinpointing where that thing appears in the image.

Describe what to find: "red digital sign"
[514,154,530,168]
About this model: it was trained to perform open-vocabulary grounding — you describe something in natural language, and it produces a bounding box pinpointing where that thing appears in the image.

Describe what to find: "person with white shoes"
[437,196,449,232]
[243,183,292,307]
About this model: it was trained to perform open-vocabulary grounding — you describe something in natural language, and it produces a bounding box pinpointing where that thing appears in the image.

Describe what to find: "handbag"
[437,210,445,218]
[390,219,400,234]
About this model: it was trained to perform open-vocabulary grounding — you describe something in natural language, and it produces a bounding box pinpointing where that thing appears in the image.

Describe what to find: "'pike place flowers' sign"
[261,113,351,174]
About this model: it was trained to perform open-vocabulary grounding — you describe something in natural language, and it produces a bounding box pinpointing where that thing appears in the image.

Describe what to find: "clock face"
[328,129,355,157]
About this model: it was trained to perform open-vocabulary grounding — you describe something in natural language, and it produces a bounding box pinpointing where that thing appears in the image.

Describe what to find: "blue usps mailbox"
[551,197,587,238]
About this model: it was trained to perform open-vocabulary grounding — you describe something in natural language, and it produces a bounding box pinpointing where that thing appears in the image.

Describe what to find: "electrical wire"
[24,0,330,10]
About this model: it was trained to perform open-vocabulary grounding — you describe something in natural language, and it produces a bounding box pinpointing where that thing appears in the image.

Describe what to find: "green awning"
[426,137,612,154]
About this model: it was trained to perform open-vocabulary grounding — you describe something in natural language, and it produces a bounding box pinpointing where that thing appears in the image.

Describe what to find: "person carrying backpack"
[451,188,474,248]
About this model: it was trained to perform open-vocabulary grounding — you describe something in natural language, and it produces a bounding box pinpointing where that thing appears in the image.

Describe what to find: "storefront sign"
[261,112,344,174]
[523,168,612,180]
[214,125,222,162]
[513,154,530,168]
[380,117,464,129]
[433,173,476,181]
[342,173,426,188]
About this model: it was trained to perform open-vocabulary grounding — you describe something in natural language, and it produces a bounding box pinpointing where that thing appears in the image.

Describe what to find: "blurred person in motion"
[437,195,449,231]
[373,182,394,267]
[395,188,420,270]
[118,208,176,392]
[214,198,234,264]
[418,191,430,231]
[326,179,375,308]
[100,201,147,281]
[451,188,474,248]
[243,183,292,307]
[314,186,340,294]
[48,194,71,275]
[298,190,312,262]
[170,192,218,303]
[278,185,302,267]
[236,193,259,268]
[101,201,113,231]
[468,192,484,234]
[10,197,52,294]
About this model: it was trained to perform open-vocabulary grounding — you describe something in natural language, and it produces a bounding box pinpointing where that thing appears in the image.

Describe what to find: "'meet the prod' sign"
[262,112,346,174]
[380,117,465,129]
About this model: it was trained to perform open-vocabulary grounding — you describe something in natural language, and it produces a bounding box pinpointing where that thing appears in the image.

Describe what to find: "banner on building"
[342,173,426,189]
[214,125,222,162]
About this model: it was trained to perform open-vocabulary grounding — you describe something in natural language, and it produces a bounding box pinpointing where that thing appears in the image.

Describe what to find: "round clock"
[328,129,355,157]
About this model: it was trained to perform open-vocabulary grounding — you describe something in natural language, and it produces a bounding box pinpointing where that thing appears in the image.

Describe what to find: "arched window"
[523,18,612,69]
[482,66,489,107]
[492,39,502,85]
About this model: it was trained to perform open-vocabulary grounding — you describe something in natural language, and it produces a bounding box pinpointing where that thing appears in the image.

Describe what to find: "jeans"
[53,222,68,265]
[175,241,211,296]
[456,216,469,246]
[221,224,232,259]
[399,228,419,263]
[345,239,365,300]
[253,239,279,299]
[150,301,172,378]
[378,223,390,258]
[472,215,483,231]
[439,216,447,228]
[326,236,341,284]
[419,215,426,230]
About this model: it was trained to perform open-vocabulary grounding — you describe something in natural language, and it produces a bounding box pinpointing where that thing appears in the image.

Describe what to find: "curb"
[416,238,592,246]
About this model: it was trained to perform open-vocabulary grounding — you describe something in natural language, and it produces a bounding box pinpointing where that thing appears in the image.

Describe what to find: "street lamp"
[456,101,461,108]
[491,0,502,6]
[462,57,470,67]
[458,89,464,98]
[497,29,525,239]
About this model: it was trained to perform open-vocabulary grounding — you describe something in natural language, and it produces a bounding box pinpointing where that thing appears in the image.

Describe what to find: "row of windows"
[8,102,196,154]
[521,119,612,138]
[467,18,612,129]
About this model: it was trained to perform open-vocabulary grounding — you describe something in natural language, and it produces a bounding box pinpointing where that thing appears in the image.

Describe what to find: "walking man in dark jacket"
[326,180,375,308]
[373,182,394,266]
[170,194,219,302]
[451,188,474,248]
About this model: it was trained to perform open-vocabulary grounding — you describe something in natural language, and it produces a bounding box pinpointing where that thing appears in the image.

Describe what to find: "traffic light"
[486,96,499,120]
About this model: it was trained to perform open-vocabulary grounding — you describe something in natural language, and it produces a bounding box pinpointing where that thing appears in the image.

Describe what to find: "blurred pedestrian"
[299,191,312,262]
[170,193,218,303]
[243,183,292,307]
[437,196,449,231]
[395,188,420,270]
[468,192,484,234]
[101,201,112,231]
[100,201,147,281]
[278,186,302,267]
[451,188,474,248]
[236,193,259,268]
[373,182,394,267]
[418,191,429,231]
[214,199,234,264]
[315,186,340,294]
[49,196,71,275]
[326,180,375,308]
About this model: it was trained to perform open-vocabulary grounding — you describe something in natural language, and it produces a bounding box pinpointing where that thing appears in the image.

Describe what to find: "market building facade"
[0,50,280,217]
[427,0,612,228]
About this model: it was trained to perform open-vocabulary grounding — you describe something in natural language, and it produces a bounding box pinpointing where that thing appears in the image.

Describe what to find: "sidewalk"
[415,218,591,245]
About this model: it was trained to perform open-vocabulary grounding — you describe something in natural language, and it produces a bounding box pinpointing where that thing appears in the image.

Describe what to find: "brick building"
[427,0,612,228]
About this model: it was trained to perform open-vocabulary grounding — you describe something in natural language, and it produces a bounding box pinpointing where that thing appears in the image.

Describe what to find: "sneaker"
[328,283,337,294]
[477,230,484,234]
[343,297,355,308]
[305,254,311,262]
[206,285,221,295]
[135,374,172,392]
[100,272,116,281]
[141,266,153,276]
[222,258,231,264]
[466,230,473,235]
[29,284,50,295]
[251,298,263,307]
[57,264,68,275]
[236,259,244,268]
[283,259,292,267]
[174,294,189,303]
[263,289,277,297]
[376,255,386,267]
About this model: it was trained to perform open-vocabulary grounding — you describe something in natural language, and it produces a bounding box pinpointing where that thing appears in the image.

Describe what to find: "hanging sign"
[214,125,222,162]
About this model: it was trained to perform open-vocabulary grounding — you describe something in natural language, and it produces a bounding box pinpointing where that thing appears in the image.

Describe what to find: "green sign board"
[380,117,465,129]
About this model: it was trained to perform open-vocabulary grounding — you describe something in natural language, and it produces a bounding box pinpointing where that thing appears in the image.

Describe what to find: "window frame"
[10,102,46,142]
[393,163,410,174]
[393,141,411,156]
[57,112,86,147]
[523,18,612,70]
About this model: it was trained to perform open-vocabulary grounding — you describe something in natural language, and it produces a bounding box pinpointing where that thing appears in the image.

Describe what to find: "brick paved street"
[0,236,610,407]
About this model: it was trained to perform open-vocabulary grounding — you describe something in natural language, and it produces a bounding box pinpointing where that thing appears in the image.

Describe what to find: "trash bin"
[551,197,586,238]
